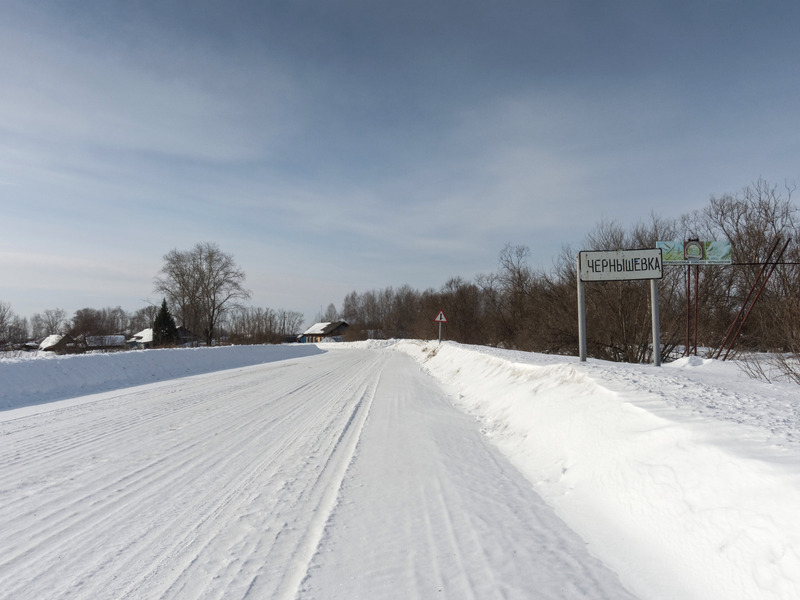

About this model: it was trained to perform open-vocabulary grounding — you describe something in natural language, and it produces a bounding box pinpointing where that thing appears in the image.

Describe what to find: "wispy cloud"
[3,1,800,321]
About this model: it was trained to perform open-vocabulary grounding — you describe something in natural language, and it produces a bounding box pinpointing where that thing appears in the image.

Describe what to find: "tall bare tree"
[7,316,29,345]
[70,306,129,338]
[154,242,251,345]
[0,301,14,345]
[275,309,304,339]
[31,308,68,338]
[321,303,338,322]
[129,304,159,334]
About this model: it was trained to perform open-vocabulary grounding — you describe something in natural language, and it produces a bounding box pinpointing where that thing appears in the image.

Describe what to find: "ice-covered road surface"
[0,347,635,599]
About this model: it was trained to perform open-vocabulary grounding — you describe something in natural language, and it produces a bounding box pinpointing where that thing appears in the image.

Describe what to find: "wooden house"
[38,334,79,354]
[299,321,349,343]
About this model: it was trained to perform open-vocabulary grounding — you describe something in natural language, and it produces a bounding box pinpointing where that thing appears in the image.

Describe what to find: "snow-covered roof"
[38,334,63,350]
[86,335,126,347]
[301,321,348,337]
[303,322,331,336]
[129,328,153,343]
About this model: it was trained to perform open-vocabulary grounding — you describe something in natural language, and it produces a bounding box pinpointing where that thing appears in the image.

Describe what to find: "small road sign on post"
[434,311,447,343]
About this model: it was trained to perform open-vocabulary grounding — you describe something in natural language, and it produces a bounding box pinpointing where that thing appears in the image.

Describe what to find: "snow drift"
[394,340,800,600]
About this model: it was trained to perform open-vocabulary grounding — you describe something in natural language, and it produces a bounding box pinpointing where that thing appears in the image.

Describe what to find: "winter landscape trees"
[0,302,28,347]
[1,242,294,352]
[334,180,800,378]
[154,242,251,346]
[3,180,800,379]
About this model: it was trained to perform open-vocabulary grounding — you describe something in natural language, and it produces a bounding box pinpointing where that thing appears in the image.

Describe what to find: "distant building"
[38,334,79,354]
[176,326,198,346]
[83,335,127,352]
[298,321,349,343]
[128,328,154,350]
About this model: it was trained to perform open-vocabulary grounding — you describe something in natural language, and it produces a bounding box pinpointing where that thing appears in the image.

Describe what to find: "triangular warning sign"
[434,310,448,323]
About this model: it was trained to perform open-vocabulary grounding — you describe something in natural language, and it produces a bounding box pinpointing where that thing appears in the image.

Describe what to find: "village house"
[82,335,127,352]
[38,334,80,354]
[298,321,349,343]
[127,328,153,350]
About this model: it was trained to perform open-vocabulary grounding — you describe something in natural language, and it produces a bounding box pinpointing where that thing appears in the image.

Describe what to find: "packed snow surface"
[1,341,799,599]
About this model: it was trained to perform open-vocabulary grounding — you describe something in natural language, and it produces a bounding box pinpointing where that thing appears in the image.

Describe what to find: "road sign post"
[577,249,663,366]
[656,240,732,357]
[434,310,447,343]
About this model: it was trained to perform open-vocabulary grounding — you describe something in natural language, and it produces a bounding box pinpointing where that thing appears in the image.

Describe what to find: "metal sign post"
[657,240,732,357]
[577,249,663,366]
[577,265,587,361]
[650,278,661,367]
[434,310,447,343]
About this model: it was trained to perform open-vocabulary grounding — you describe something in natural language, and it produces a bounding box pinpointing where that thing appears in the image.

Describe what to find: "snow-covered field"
[1,342,799,599]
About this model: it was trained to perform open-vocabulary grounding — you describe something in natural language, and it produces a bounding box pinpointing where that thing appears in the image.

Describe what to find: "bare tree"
[70,306,130,338]
[475,244,542,349]
[129,304,159,334]
[227,306,278,344]
[341,291,360,325]
[0,303,28,350]
[437,277,488,345]
[388,284,421,339]
[225,306,303,344]
[31,308,68,338]
[154,242,251,345]
[321,303,338,322]
[0,301,14,346]
[275,309,304,339]
[8,316,29,345]
[682,179,800,352]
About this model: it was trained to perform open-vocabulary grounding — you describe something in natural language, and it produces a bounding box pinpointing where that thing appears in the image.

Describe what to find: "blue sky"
[2,1,799,326]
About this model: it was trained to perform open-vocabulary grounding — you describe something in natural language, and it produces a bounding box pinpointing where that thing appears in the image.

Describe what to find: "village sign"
[577,249,663,366]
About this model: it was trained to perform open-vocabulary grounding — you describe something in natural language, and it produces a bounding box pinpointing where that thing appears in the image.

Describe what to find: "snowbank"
[0,345,324,411]
[395,340,800,600]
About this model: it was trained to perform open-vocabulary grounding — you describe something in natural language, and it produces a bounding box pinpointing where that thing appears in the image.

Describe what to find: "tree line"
[3,180,799,377]
[1,242,303,350]
[331,180,800,374]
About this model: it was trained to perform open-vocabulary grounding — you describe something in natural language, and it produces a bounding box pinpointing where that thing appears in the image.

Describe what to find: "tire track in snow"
[2,366,320,597]
[88,355,383,599]
[300,350,639,599]
[0,350,387,599]
[1,347,638,599]
[154,355,385,600]
[1,366,329,584]
[268,368,381,600]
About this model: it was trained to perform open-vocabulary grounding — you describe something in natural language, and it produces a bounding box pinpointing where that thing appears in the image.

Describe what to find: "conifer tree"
[153,299,179,347]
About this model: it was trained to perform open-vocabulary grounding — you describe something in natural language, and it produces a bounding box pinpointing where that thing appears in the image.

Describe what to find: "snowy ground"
[1,342,799,599]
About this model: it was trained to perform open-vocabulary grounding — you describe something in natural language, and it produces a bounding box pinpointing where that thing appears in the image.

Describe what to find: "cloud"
[1,18,304,170]
[0,251,155,289]
[3,0,800,323]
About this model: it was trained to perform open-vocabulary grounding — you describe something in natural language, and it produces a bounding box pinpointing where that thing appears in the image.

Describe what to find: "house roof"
[38,334,77,351]
[86,335,127,347]
[301,321,348,336]
[39,334,63,350]
[303,322,331,335]
[129,328,153,343]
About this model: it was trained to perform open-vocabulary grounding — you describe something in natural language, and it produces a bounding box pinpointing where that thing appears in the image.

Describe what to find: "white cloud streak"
[3,1,800,322]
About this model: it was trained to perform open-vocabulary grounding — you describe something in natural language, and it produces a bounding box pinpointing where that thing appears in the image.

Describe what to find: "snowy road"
[0,347,635,599]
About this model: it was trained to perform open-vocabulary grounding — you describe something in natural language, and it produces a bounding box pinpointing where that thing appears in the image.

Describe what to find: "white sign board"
[579,249,663,282]
[576,249,663,366]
